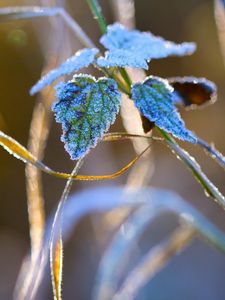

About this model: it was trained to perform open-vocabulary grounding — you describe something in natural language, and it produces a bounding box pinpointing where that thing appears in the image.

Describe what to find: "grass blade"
[25,186,140,299]
[158,129,225,209]
[0,6,61,21]
[113,226,195,300]
[93,187,225,300]
[0,6,95,48]
[197,137,225,169]
[50,159,83,300]
[0,130,150,181]
[52,235,63,300]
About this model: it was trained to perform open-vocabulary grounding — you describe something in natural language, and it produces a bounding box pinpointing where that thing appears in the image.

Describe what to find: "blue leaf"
[131,76,197,143]
[30,48,99,95]
[97,49,149,69]
[97,23,196,69]
[52,75,121,160]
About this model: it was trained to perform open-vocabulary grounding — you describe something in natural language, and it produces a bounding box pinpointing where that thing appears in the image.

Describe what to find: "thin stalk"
[86,0,133,94]
[101,68,131,95]
[58,8,95,48]
[119,67,132,88]
[25,0,66,265]
[158,128,225,208]
[86,0,107,34]
[50,159,83,300]
[197,137,225,170]
[109,0,136,29]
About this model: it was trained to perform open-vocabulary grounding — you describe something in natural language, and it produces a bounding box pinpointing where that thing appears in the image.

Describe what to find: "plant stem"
[86,0,225,207]
[158,128,225,208]
[86,0,107,34]
[101,68,131,94]
[119,67,132,88]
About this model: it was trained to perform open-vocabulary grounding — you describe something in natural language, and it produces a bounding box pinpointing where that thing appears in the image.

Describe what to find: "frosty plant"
[1,1,225,300]
[1,3,224,196]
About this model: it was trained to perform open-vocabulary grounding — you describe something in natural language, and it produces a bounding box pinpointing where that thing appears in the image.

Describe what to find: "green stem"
[158,128,225,209]
[86,0,132,94]
[119,68,132,88]
[100,67,131,95]
[86,0,107,34]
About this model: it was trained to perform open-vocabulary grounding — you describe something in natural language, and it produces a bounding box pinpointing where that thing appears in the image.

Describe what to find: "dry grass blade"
[0,6,61,21]
[113,226,195,300]
[93,187,225,300]
[0,130,38,164]
[50,160,83,300]
[103,132,162,142]
[25,0,70,262]
[110,0,136,29]
[0,130,150,181]
[52,235,63,300]
[14,1,70,298]
[93,205,165,300]
[0,6,95,48]
[215,0,225,67]
[26,84,54,262]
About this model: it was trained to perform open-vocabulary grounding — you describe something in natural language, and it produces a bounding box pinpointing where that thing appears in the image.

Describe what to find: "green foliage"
[52,75,121,159]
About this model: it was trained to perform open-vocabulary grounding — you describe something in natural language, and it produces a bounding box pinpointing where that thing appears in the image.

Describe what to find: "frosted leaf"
[97,23,196,69]
[30,48,99,95]
[168,77,217,109]
[52,75,121,160]
[131,76,197,143]
[97,50,149,69]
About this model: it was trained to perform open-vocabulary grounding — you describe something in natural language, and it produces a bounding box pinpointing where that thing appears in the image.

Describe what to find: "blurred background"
[0,0,225,299]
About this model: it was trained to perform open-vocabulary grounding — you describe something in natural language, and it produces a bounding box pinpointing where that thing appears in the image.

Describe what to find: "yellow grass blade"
[0,131,150,181]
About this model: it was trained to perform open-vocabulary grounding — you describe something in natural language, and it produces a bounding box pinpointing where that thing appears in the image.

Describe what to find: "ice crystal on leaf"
[131,76,197,143]
[52,75,121,160]
[97,23,196,69]
[30,48,99,95]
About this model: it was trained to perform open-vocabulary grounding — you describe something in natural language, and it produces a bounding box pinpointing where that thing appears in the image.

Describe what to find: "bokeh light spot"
[7,29,28,47]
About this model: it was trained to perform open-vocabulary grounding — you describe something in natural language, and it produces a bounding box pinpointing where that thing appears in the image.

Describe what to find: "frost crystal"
[30,48,99,95]
[131,76,197,143]
[168,77,217,109]
[52,75,121,160]
[97,23,196,69]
